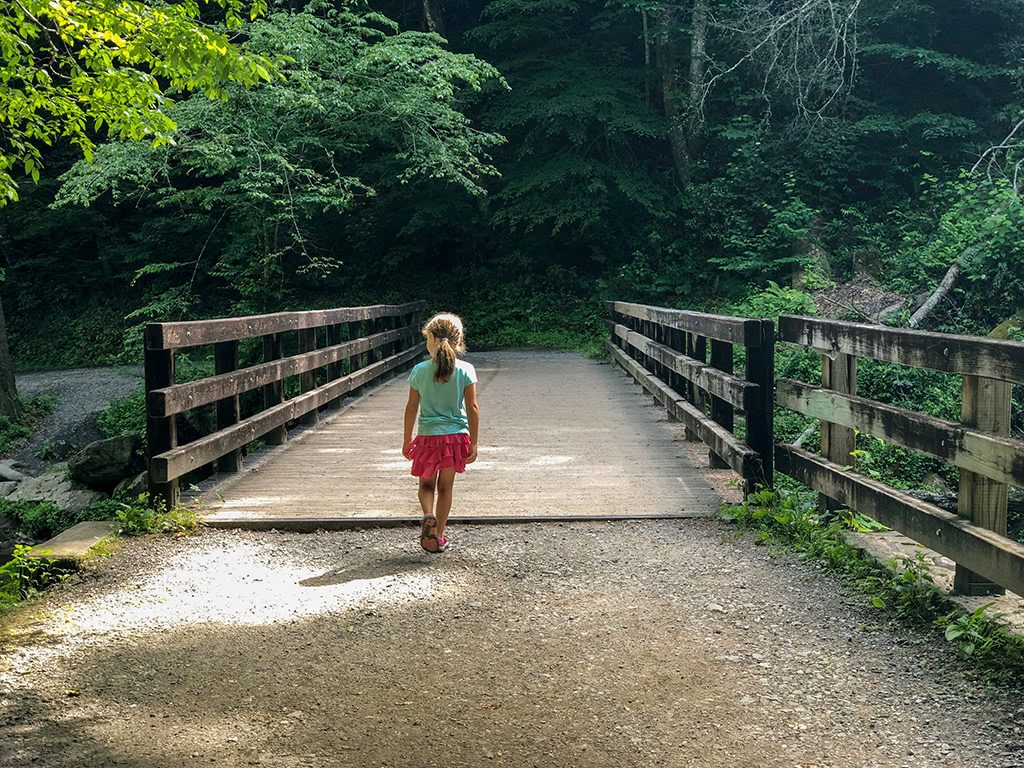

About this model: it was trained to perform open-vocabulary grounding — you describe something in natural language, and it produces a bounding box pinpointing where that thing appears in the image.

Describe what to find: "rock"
[113,471,148,501]
[7,463,104,515]
[0,460,29,482]
[0,481,18,497]
[68,436,142,489]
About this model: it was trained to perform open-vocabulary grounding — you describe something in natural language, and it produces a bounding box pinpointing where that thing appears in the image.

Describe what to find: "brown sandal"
[420,516,440,553]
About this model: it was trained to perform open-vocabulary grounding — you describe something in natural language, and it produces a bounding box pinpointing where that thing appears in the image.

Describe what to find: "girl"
[402,312,479,553]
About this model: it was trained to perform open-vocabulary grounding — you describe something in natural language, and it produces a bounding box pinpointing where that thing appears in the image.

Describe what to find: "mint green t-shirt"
[408,359,478,435]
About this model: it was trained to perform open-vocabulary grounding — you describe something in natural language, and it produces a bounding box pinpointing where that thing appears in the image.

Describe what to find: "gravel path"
[2,520,1022,767]
[13,367,142,468]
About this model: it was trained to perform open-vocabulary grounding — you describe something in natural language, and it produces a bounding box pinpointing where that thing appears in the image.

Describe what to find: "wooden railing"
[606,301,774,494]
[145,302,426,506]
[775,315,1024,597]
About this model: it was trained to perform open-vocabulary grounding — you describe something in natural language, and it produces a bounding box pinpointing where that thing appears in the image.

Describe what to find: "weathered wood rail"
[145,302,425,506]
[776,315,1024,597]
[605,301,774,493]
[608,302,1024,597]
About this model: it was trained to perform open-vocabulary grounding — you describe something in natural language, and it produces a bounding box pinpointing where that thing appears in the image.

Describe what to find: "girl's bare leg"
[418,474,438,518]
[435,468,457,537]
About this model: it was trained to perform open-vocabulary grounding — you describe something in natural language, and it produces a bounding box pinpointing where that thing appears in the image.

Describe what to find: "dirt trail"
[2,520,1022,768]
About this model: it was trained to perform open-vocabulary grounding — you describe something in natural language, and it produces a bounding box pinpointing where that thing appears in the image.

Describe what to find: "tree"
[0,0,274,417]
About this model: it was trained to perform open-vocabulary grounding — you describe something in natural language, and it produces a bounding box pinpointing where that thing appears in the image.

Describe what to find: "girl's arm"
[403,388,420,458]
[464,383,479,463]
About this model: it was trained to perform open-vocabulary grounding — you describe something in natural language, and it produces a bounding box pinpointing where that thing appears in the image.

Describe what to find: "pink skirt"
[408,433,472,477]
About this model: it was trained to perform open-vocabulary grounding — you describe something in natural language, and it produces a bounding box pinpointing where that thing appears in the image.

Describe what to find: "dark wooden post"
[954,374,1012,595]
[298,327,318,426]
[326,324,343,410]
[144,328,179,509]
[708,339,734,468]
[213,340,242,472]
[744,320,775,492]
[262,333,287,445]
[819,351,857,512]
[348,320,364,395]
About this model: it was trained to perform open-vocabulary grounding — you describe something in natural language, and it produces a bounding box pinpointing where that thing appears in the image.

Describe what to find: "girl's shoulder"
[455,359,477,382]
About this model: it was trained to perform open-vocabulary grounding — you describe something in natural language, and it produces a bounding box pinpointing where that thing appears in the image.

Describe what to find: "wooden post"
[214,340,242,472]
[326,324,343,410]
[819,351,857,512]
[144,337,179,509]
[954,374,1012,596]
[298,327,318,426]
[744,320,775,492]
[262,333,287,445]
[708,339,734,468]
[348,321,364,395]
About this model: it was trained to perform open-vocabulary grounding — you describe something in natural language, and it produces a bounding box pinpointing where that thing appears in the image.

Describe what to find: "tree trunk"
[657,8,691,184]
[0,292,21,421]
[657,0,708,186]
[685,0,708,161]
[423,0,445,35]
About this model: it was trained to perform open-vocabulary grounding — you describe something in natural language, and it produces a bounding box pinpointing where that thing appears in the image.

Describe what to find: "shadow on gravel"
[299,555,434,587]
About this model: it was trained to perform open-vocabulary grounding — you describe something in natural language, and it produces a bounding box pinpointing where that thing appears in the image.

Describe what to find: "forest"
[2,0,1023,364]
[1,0,1024,541]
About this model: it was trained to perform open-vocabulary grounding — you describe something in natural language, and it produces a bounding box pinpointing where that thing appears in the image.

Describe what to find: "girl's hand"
[402,441,414,459]
[467,442,478,464]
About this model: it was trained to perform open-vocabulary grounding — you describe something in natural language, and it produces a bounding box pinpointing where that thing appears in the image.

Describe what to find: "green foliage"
[114,494,201,536]
[0,0,276,203]
[0,545,71,606]
[0,499,66,540]
[98,388,147,440]
[0,394,56,453]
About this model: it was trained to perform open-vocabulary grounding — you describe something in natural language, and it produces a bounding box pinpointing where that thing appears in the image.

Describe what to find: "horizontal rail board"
[778,315,1024,383]
[607,342,762,481]
[611,324,758,412]
[609,301,766,346]
[146,301,425,350]
[776,444,1024,595]
[775,378,1024,488]
[151,345,423,482]
[150,327,416,417]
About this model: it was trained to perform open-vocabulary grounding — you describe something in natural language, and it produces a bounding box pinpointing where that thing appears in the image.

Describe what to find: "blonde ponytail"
[422,312,466,383]
[434,337,456,383]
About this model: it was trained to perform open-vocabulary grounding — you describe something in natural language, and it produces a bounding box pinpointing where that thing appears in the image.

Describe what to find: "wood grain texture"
[778,315,1024,383]
[199,350,721,522]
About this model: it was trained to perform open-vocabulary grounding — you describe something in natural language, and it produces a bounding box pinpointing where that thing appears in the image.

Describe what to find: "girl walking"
[402,312,479,553]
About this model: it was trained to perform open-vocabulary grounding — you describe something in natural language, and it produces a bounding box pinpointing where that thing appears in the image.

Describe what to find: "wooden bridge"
[144,300,1024,598]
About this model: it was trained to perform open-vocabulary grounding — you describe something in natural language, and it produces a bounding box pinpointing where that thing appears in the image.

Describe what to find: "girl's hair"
[422,312,466,383]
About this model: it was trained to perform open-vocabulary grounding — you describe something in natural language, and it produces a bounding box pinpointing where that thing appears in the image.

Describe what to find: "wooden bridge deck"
[200,350,721,526]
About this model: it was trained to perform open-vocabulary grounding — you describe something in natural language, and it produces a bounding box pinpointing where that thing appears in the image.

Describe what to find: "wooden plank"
[775,378,1024,488]
[607,342,762,484]
[819,351,857,512]
[610,324,758,412]
[146,301,426,350]
[708,339,734,469]
[213,340,241,473]
[262,333,287,446]
[955,375,1013,595]
[151,345,424,483]
[297,328,318,428]
[778,315,1024,383]
[610,301,764,346]
[775,443,1024,596]
[325,324,344,410]
[745,319,775,489]
[144,347,178,508]
[149,327,413,417]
